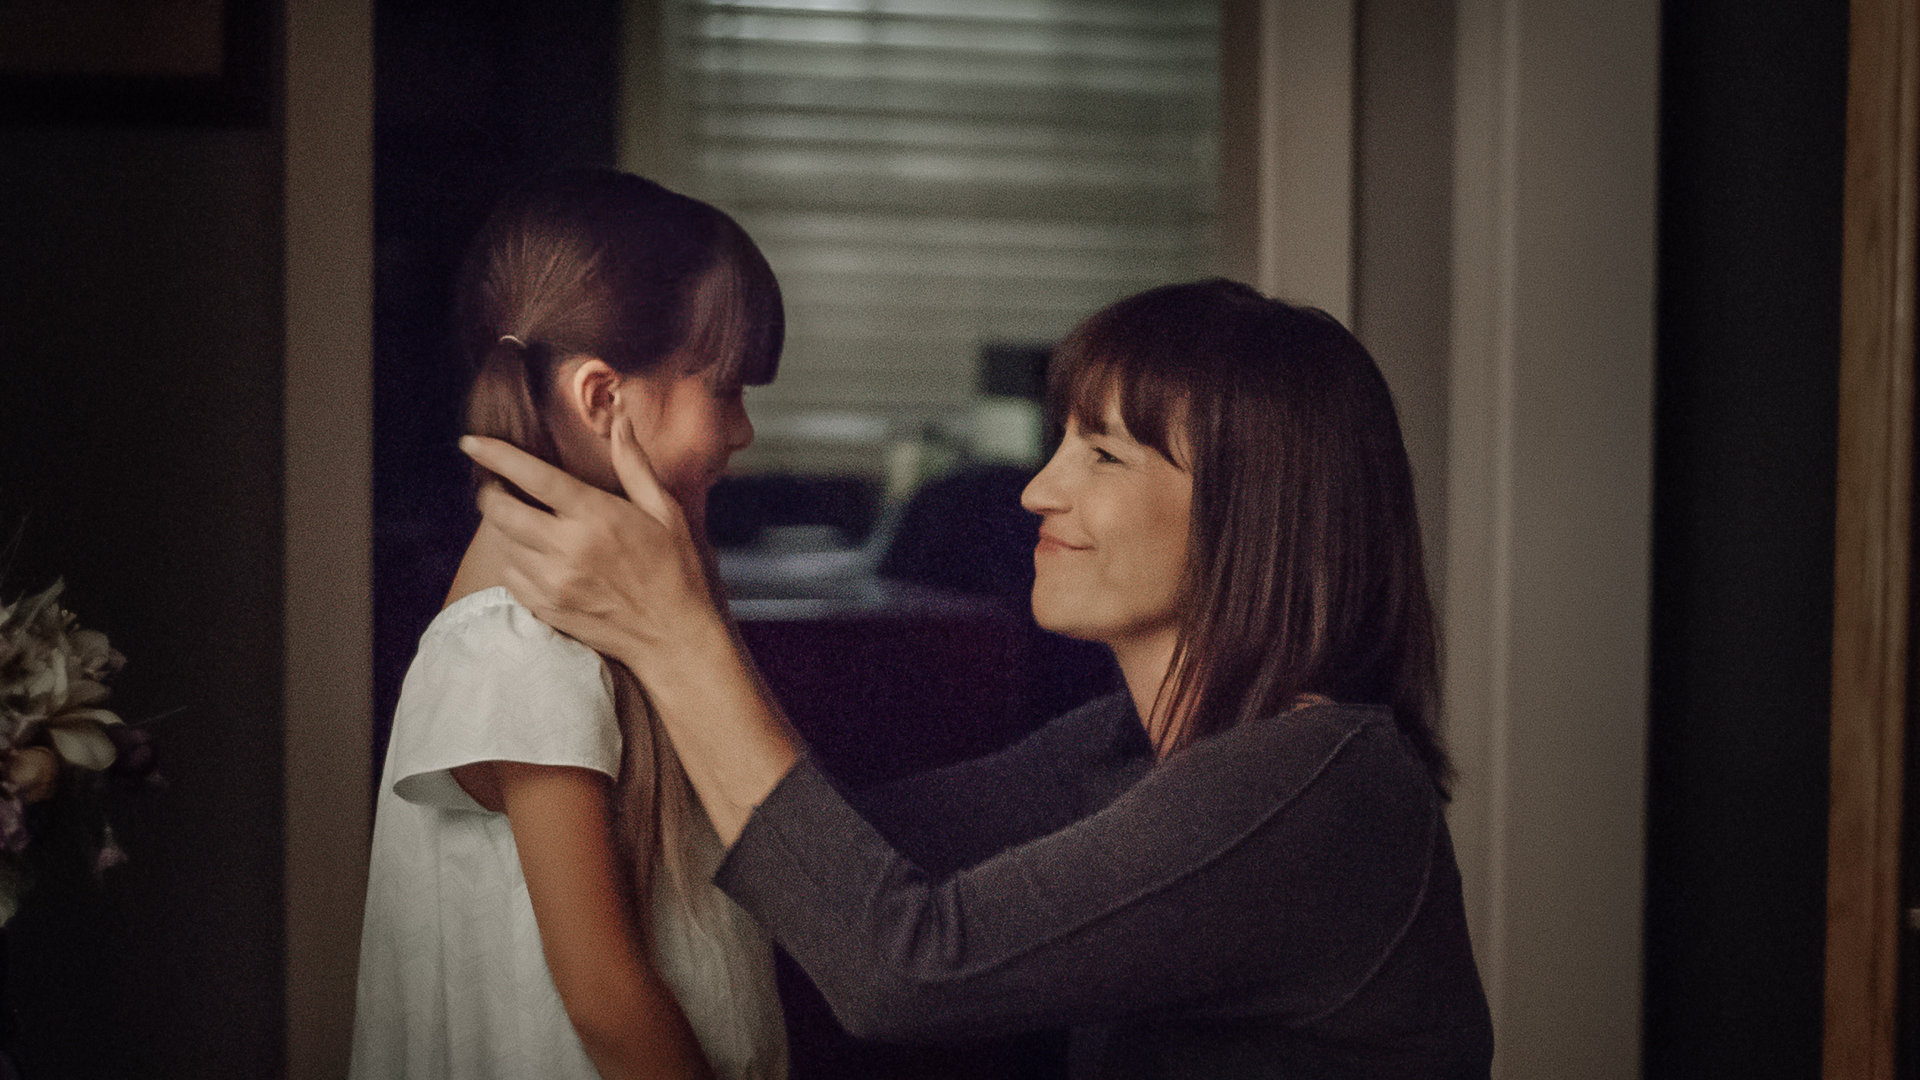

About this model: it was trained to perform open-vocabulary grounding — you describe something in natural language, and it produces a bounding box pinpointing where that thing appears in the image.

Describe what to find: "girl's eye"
[1092,446,1122,465]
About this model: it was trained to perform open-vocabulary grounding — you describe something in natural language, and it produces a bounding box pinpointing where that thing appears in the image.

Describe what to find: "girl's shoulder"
[419,586,598,666]
[402,586,611,713]
[386,587,621,807]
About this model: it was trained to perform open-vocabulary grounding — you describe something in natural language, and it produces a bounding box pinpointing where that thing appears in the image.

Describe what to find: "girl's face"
[616,370,754,531]
[1020,395,1193,650]
[552,356,755,536]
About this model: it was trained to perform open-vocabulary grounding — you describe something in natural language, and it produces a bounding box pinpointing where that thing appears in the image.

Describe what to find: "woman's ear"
[559,357,622,437]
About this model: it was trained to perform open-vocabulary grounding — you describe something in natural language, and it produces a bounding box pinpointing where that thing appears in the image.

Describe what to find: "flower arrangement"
[0,580,152,924]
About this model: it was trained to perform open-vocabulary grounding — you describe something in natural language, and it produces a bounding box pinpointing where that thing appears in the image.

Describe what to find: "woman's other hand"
[461,416,718,676]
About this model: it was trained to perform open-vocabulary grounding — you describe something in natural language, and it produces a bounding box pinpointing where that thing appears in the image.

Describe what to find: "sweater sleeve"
[847,693,1138,876]
[714,707,1440,1043]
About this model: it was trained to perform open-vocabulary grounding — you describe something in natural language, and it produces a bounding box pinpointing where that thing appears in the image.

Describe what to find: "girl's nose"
[727,401,754,453]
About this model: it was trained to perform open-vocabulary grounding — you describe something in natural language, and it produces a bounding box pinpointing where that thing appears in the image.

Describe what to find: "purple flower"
[105,724,159,790]
[94,827,126,876]
[0,796,30,856]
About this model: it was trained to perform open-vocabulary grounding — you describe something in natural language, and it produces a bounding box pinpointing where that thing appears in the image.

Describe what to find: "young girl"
[350,169,788,1080]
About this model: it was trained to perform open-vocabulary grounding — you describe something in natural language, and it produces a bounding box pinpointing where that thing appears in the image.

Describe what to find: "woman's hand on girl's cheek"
[462,430,717,665]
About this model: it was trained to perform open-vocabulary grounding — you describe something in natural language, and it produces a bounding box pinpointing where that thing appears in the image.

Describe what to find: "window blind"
[630,0,1219,470]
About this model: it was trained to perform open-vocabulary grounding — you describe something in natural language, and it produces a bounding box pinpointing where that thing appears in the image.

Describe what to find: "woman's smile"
[1021,401,1192,652]
[1034,528,1089,556]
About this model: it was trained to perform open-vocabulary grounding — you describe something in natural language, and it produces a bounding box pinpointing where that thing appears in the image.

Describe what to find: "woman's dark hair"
[1048,278,1450,795]
[454,167,782,489]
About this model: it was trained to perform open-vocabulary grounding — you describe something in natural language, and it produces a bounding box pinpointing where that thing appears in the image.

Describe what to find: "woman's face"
[1020,396,1193,650]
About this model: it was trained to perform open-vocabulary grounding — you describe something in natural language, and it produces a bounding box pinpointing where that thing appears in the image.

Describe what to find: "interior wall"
[1219,0,1355,320]
[1352,0,1454,600]
[1642,2,1846,1075]
[1444,1,1660,1075]
[0,128,288,1077]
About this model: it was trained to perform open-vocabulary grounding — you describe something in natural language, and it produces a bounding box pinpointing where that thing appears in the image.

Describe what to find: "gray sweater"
[715,694,1493,1078]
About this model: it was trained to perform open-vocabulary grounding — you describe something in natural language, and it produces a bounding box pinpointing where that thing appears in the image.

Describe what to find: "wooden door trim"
[1825,0,1919,1075]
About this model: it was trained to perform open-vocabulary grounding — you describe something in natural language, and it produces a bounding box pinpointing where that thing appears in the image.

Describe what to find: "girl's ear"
[560,357,622,437]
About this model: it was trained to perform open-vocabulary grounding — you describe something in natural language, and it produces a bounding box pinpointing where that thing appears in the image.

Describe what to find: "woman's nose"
[1021,450,1068,515]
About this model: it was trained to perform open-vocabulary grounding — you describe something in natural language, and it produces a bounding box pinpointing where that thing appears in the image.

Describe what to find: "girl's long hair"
[452,169,787,1066]
[1048,279,1451,796]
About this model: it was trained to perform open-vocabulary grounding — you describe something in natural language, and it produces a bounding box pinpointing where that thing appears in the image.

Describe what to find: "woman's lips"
[1035,532,1086,555]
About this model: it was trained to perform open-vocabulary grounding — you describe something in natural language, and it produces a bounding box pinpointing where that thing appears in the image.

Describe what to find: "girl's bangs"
[679,222,784,387]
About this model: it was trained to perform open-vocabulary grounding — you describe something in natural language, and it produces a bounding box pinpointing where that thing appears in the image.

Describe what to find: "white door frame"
[1444,2,1659,1076]
[284,0,374,1074]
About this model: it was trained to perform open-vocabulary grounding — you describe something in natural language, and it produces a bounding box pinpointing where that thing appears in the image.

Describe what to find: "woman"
[463,279,1494,1077]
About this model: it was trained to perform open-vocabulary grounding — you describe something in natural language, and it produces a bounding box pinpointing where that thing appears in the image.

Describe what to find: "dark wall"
[373,0,623,762]
[1644,2,1847,1076]
[0,129,287,1075]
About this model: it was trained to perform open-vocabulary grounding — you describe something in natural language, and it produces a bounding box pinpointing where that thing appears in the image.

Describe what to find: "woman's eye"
[1092,446,1122,465]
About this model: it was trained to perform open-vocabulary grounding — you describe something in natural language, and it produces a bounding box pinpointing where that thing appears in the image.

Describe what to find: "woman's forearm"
[617,606,801,845]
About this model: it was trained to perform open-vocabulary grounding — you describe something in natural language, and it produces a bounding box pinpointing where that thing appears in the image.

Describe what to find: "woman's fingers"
[474,481,562,554]
[460,426,715,665]
[460,435,597,516]
[608,415,680,526]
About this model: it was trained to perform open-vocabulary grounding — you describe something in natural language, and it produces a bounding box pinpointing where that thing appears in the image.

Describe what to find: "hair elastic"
[499,334,526,348]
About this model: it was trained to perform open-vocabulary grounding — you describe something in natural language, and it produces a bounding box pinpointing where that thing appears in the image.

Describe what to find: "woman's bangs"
[1049,330,1186,464]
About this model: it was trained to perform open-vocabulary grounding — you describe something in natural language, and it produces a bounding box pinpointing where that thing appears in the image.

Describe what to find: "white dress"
[349,587,787,1080]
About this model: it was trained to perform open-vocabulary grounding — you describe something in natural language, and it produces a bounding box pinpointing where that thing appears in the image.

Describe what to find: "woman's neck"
[1109,627,1182,753]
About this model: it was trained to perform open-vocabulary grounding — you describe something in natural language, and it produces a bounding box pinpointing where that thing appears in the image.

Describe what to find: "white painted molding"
[1444,0,1515,1031]
[1261,0,1355,321]
[1220,0,1356,321]
[284,0,374,1074]
[1445,1,1658,1076]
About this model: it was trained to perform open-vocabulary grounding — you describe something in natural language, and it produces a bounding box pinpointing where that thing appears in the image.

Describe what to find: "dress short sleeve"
[386,587,621,812]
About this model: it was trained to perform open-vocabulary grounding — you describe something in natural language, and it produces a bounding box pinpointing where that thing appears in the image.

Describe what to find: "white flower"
[69,629,123,681]
[0,572,139,922]
[48,716,118,771]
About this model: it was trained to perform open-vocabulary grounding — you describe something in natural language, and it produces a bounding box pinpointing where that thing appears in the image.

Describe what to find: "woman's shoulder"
[1178,701,1438,811]
[1238,700,1413,758]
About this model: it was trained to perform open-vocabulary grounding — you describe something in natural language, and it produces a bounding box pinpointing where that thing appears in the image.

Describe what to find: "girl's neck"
[444,521,514,609]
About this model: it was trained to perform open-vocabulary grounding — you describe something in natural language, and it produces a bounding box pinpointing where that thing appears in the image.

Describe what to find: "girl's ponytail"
[465,334,560,502]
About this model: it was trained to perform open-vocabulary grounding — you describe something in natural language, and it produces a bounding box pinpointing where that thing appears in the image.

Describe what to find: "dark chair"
[878,464,1118,730]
